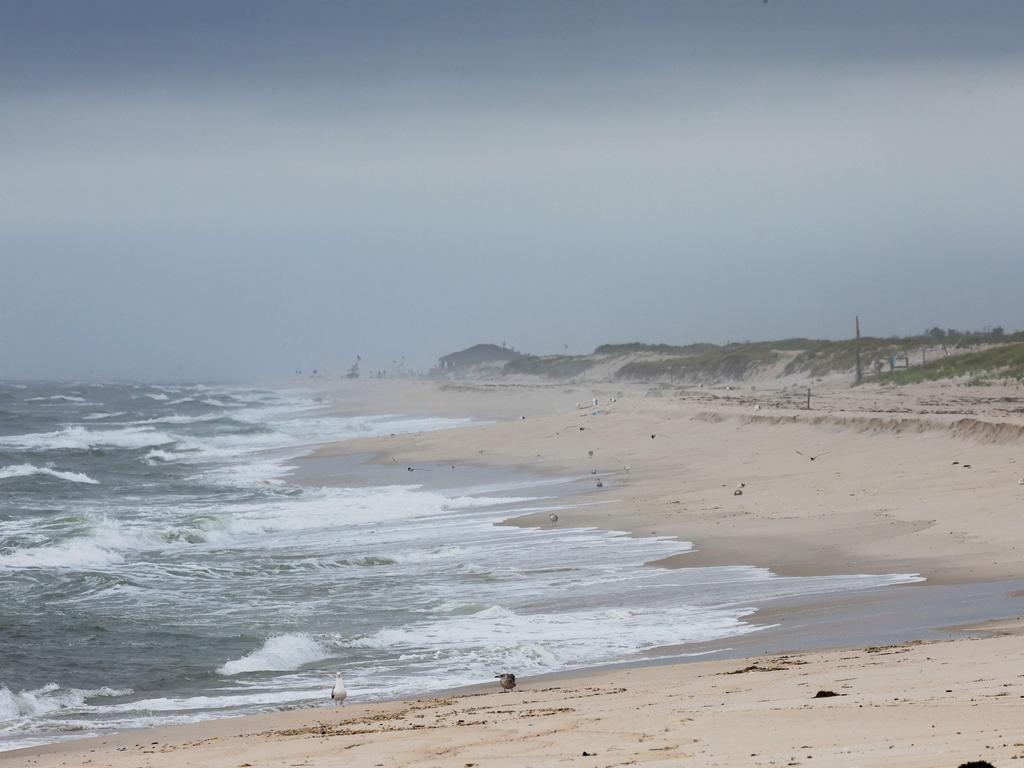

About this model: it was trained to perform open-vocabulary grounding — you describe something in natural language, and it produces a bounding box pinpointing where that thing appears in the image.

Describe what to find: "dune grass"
[879,343,1024,384]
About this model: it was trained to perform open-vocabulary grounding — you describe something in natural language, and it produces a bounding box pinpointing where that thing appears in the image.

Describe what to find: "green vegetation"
[502,355,596,379]
[616,347,779,381]
[783,338,913,378]
[879,342,1024,384]
[441,325,1024,384]
[593,342,720,356]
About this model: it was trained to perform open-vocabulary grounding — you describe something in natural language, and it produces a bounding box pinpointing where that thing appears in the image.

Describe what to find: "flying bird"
[795,451,830,461]
[331,673,347,706]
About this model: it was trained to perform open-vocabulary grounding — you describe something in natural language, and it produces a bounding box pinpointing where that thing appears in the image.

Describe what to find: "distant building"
[436,343,523,372]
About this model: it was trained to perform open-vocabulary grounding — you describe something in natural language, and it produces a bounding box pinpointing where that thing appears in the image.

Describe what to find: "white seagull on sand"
[331,672,347,706]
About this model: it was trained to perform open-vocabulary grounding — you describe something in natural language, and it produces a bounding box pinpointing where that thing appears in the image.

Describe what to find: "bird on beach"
[795,450,830,461]
[496,673,517,692]
[331,673,347,706]
[549,512,559,526]
[595,478,603,488]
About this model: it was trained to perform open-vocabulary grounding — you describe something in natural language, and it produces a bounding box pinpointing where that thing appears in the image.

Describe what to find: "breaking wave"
[0,464,99,484]
[217,634,329,675]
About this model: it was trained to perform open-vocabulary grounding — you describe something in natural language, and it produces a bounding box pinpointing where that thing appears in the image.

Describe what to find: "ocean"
[0,381,920,751]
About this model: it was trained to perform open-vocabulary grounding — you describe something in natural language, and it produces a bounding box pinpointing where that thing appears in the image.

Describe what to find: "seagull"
[795,451,830,461]
[331,673,347,706]
[595,478,603,488]
[549,513,559,526]
[496,673,516,692]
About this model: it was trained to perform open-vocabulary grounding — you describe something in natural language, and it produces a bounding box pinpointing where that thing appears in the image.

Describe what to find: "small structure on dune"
[435,344,524,374]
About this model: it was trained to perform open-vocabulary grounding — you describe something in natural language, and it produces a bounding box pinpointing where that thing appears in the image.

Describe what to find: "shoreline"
[310,379,1024,585]
[8,620,1024,767]
[8,377,1024,767]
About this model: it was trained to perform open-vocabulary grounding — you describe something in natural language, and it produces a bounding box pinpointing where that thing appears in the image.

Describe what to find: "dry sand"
[7,377,1024,768]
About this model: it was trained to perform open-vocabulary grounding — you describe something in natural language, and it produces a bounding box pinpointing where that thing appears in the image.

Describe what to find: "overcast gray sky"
[2,1,1022,380]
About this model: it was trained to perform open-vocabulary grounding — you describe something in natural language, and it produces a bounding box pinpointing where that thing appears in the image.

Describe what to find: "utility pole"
[855,315,863,384]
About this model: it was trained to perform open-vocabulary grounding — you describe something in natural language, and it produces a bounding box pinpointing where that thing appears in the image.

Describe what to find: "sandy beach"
[7,377,1024,768]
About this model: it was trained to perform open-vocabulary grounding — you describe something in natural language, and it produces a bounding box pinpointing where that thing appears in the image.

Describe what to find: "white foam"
[351,602,760,681]
[213,486,536,539]
[0,539,125,570]
[142,449,179,464]
[217,634,329,675]
[0,464,99,484]
[0,426,174,452]
[82,412,126,420]
[0,683,131,723]
[0,514,158,570]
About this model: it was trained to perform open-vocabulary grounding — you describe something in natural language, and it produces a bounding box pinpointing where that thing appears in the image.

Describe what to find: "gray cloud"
[2,1,1023,380]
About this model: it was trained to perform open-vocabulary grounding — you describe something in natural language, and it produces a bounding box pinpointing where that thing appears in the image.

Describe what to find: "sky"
[1,0,1022,381]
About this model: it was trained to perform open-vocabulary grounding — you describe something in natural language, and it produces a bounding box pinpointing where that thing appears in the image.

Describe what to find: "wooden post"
[855,316,862,384]
[806,387,811,410]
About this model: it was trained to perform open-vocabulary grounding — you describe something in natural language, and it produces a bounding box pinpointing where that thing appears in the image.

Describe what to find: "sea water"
[0,381,919,750]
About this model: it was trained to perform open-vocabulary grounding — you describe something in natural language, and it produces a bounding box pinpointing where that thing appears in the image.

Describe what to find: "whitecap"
[82,412,126,421]
[142,449,180,464]
[0,540,125,570]
[217,634,329,675]
[0,683,131,723]
[0,464,99,485]
[0,426,175,452]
